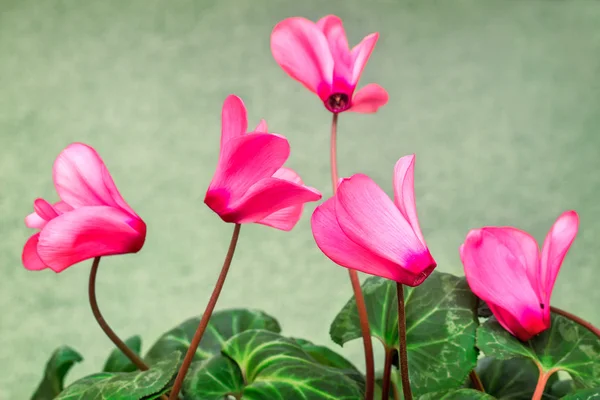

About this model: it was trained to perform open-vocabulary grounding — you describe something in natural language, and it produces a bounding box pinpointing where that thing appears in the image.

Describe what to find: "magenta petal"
[349,84,389,113]
[335,174,434,282]
[53,143,138,216]
[224,176,321,225]
[25,200,73,229]
[312,197,423,283]
[393,155,425,245]
[256,168,305,231]
[271,17,334,95]
[206,133,291,216]
[221,95,248,151]
[34,198,59,221]
[37,206,146,272]
[488,302,548,341]
[539,211,579,305]
[22,233,48,271]
[461,228,544,339]
[317,15,352,82]
[350,32,379,86]
[480,227,541,300]
[254,119,268,133]
[25,212,46,229]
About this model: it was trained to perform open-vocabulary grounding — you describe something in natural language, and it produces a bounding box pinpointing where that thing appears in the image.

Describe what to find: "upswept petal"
[34,198,59,221]
[350,32,379,86]
[393,155,425,245]
[480,227,541,300]
[36,206,146,273]
[311,197,409,282]
[222,176,321,224]
[271,17,334,95]
[256,167,305,231]
[461,229,543,336]
[348,83,389,113]
[335,174,434,279]
[22,233,47,271]
[53,143,137,216]
[254,119,268,133]
[317,15,352,83]
[206,133,291,215]
[26,201,73,229]
[221,95,248,151]
[539,211,579,305]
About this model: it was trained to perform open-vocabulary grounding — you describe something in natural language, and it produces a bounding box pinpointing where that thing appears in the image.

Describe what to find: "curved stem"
[89,258,170,400]
[380,348,394,400]
[89,257,150,371]
[469,370,485,392]
[396,283,412,400]
[551,306,600,339]
[168,224,242,400]
[331,113,375,400]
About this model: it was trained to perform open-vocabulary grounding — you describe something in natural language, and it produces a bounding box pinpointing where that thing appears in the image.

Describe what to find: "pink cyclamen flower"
[460,211,579,341]
[271,15,389,114]
[204,95,322,230]
[311,155,436,286]
[23,143,146,273]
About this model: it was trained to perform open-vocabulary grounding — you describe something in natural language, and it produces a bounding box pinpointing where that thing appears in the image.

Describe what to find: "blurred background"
[1,0,599,397]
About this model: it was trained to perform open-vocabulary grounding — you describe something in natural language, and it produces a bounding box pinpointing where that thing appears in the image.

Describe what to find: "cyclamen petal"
[460,211,578,341]
[37,206,146,273]
[205,96,322,229]
[53,143,138,217]
[311,157,436,286]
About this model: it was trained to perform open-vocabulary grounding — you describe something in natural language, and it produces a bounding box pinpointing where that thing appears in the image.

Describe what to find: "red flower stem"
[532,365,557,400]
[89,257,150,371]
[380,348,394,400]
[551,306,600,338]
[469,370,485,392]
[89,257,169,400]
[396,282,412,400]
[168,224,242,400]
[331,113,375,400]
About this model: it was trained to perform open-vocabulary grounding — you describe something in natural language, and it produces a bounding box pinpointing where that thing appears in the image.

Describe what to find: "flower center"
[326,93,350,113]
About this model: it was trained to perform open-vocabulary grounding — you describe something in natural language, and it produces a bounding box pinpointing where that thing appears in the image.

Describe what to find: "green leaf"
[476,314,600,387]
[56,351,180,400]
[184,330,363,400]
[472,357,558,399]
[31,346,83,400]
[330,271,479,397]
[145,308,280,364]
[421,389,497,399]
[291,338,365,393]
[562,387,600,399]
[103,335,142,373]
[183,355,244,400]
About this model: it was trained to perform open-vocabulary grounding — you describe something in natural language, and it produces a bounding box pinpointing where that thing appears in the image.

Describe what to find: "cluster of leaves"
[31,272,599,399]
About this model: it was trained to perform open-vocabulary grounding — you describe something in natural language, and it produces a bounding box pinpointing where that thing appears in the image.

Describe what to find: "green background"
[1,0,599,398]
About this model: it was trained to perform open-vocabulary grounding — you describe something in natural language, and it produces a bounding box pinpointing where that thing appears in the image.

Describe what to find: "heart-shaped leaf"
[330,271,479,397]
[562,387,600,399]
[184,330,363,400]
[421,389,497,399]
[55,351,180,400]
[103,335,142,373]
[145,308,280,364]
[472,357,558,399]
[477,314,600,387]
[31,346,83,400]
